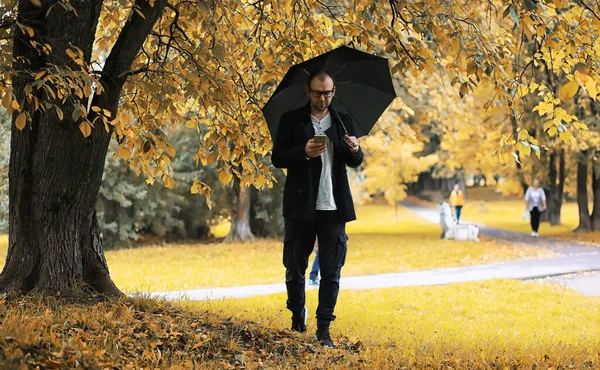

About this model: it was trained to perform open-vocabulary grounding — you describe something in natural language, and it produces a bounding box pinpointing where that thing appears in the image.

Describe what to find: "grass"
[187,279,600,368]
[0,234,6,261]
[103,205,551,292]
[0,205,552,293]
[1,279,599,369]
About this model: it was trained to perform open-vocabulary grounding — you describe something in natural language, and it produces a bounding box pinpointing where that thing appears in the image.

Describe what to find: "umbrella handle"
[330,104,355,148]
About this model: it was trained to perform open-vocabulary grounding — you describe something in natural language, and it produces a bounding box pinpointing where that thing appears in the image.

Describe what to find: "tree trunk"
[575,151,591,232]
[592,157,600,231]
[225,179,255,242]
[546,150,564,225]
[0,0,168,296]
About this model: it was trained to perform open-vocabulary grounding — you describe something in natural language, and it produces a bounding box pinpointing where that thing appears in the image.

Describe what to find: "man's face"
[307,75,335,113]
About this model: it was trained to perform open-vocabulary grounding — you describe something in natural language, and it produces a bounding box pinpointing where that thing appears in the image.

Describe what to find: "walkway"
[151,202,600,301]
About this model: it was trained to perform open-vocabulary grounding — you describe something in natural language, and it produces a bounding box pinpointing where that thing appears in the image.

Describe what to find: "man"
[271,69,363,348]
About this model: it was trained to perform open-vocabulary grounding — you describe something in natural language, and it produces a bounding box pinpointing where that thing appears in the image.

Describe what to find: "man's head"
[533,179,540,188]
[453,184,460,191]
[306,69,335,113]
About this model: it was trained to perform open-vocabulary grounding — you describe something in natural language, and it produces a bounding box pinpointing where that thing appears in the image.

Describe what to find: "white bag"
[522,210,530,220]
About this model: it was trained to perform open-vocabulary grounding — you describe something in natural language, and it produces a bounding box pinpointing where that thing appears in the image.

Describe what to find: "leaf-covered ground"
[1,279,599,369]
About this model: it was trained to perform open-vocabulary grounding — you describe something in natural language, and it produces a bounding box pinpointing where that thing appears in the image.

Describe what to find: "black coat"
[271,104,364,222]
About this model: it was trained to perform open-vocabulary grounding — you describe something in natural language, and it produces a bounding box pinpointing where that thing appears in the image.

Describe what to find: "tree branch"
[578,0,600,21]
[100,0,169,91]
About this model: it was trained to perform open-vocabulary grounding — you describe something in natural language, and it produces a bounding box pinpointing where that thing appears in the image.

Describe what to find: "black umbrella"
[262,45,396,139]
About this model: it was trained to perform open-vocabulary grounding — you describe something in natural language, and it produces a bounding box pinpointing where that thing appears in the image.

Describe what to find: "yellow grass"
[0,234,6,261]
[188,279,600,368]
[0,205,552,293]
[103,205,550,292]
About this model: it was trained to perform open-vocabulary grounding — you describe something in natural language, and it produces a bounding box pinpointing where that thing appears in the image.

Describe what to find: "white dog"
[438,202,480,242]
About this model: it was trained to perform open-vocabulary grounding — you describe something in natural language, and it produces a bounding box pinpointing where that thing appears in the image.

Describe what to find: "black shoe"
[315,325,334,348]
[291,306,307,333]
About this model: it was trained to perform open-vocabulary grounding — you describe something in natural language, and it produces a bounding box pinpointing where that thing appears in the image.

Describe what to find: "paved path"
[400,200,597,255]
[151,202,600,301]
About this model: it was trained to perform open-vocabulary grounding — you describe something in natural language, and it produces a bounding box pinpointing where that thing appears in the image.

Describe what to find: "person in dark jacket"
[271,69,364,348]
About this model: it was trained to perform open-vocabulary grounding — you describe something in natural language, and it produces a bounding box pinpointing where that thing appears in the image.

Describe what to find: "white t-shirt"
[311,113,337,211]
[525,187,546,211]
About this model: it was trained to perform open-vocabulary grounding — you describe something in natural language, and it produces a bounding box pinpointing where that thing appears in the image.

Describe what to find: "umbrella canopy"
[262,45,396,139]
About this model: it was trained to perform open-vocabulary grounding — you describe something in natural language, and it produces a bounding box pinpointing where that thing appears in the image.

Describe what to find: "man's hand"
[344,134,360,153]
[305,139,326,158]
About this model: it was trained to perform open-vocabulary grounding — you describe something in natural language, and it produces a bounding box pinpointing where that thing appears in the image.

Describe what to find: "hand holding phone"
[313,134,327,144]
[305,135,327,158]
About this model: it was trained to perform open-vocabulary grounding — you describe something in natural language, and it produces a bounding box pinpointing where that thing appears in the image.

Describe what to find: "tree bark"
[546,149,564,225]
[592,157,600,231]
[0,0,168,296]
[575,151,591,232]
[225,179,255,242]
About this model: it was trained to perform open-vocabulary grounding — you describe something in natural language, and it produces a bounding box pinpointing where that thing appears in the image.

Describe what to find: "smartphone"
[313,134,327,144]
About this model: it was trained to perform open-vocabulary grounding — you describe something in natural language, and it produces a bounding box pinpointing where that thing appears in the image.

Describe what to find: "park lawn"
[0,234,6,261]
[103,205,551,293]
[186,279,600,369]
[0,205,552,293]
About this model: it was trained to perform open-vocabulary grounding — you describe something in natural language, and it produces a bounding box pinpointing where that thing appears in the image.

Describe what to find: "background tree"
[2,0,600,296]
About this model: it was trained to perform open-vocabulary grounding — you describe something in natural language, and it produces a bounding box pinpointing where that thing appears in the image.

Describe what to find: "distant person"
[524,179,546,237]
[449,184,464,224]
[309,240,320,285]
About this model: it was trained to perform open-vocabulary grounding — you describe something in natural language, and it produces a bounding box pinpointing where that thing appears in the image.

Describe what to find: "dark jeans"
[283,211,347,327]
[309,252,320,280]
[454,206,463,223]
[530,207,541,232]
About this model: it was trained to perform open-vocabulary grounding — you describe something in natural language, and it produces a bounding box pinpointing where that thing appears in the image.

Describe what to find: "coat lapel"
[325,114,343,149]
[300,104,314,140]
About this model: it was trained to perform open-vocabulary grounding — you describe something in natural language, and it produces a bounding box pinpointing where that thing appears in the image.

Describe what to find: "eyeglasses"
[309,89,334,98]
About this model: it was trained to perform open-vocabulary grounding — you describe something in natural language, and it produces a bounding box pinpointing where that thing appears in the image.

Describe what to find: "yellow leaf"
[255,175,267,188]
[543,120,555,131]
[585,78,598,99]
[517,85,529,97]
[119,146,131,160]
[166,144,176,158]
[24,27,34,38]
[11,99,20,111]
[134,7,146,19]
[164,176,174,189]
[191,181,201,194]
[15,112,27,130]
[66,48,78,60]
[218,169,233,185]
[558,80,578,101]
[83,85,93,97]
[79,122,91,137]
[207,152,219,164]
[1,93,11,110]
